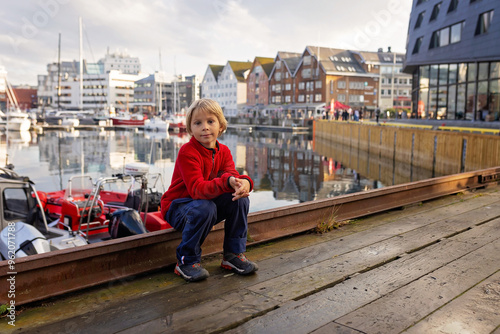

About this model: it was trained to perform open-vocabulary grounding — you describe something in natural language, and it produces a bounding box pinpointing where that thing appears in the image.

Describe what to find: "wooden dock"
[4,183,500,333]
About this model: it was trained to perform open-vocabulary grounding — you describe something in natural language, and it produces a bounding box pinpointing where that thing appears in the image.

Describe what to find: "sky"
[0,0,413,86]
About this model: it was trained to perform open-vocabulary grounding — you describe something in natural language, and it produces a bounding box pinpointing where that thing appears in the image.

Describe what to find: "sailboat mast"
[57,32,61,110]
[79,17,83,110]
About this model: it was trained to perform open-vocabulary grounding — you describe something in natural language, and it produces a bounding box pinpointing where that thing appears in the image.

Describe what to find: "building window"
[349,95,364,103]
[475,10,494,35]
[315,94,322,101]
[430,2,442,21]
[337,94,346,102]
[430,22,463,49]
[440,27,450,46]
[337,81,346,89]
[349,81,364,90]
[285,95,291,103]
[415,11,425,29]
[448,0,458,13]
[302,68,312,78]
[450,22,464,43]
[285,83,291,90]
[298,94,305,102]
[298,82,305,90]
[303,56,311,65]
[315,80,322,89]
[413,37,423,54]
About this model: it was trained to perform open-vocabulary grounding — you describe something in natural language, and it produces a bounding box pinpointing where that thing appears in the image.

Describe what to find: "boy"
[160,98,258,282]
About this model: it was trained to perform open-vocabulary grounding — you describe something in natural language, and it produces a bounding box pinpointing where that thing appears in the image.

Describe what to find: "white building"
[98,49,141,75]
[201,64,224,100]
[56,70,147,112]
[357,48,413,113]
[201,61,251,117]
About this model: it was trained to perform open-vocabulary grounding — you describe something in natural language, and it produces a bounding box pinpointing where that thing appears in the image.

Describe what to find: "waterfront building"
[0,66,37,111]
[290,46,380,118]
[201,61,252,117]
[133,73,196,114]
[404,0,500,121]
[201,65,224,101]
[37,60,82,108]
[246,57,275,115]
[0,66,8,111]
[98,49,141,75]
[268,51,302,113]
[184,74,201,103]
[356,48,412,115]
[56,70,147,112]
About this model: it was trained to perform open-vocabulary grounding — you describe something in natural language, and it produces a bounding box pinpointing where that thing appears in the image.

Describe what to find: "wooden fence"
[314,121,500,185]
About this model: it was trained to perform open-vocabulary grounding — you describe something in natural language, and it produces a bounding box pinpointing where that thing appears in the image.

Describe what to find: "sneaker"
[221,253,258,275]
[175,263,209,282]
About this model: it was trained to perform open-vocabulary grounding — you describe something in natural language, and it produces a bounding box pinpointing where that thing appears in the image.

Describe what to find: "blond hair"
[185,98,228,134]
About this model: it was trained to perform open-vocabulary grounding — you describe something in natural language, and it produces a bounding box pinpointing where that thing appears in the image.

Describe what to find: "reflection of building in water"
[38,131,111,174]
[317,159,375,198]
[229,131,323,203]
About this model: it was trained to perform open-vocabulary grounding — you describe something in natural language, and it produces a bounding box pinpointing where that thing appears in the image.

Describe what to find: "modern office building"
[404,0,500,121]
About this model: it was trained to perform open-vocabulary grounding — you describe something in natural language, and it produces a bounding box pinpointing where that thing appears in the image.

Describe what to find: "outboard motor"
[108,209,148,239]
[0,222,51,259]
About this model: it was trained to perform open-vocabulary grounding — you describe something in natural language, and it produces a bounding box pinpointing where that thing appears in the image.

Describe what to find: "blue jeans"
[165,192,249,265]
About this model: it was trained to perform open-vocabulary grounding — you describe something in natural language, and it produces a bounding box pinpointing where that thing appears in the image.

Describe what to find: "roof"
[254,57,275,77]
[277,51,302,75]
[306,46,366,76]
[208,65,224,82]
[356,50,406,64]
[227,61,252,82]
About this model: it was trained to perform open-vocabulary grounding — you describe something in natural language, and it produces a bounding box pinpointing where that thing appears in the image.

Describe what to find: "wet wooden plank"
[335,233,500,333]
[310,322,364,334]
[247,201,500,302]
[118,290,279,334]
[6,189,500,334]
[227,219,500,334]
[403,271,500,334]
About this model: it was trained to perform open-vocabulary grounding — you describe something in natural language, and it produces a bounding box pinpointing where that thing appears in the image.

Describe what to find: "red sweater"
[160,137,254,218]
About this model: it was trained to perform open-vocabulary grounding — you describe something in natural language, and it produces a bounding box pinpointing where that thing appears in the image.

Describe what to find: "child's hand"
[229,177,251,201]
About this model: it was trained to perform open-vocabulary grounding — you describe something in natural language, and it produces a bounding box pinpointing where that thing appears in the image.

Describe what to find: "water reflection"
[2,129,382,213]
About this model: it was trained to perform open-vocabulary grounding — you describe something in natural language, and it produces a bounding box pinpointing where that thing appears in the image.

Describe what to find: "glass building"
[404,0,500,121]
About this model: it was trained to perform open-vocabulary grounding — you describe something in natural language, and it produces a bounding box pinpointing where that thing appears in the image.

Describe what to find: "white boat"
[166,113,187,132]
[6,110,31,131]
[61,117,80,127]
[144,117,170,132]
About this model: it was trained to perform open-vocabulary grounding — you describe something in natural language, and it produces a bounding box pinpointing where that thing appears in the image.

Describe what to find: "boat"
[167,112,187,132]
[111,112,146,126]
[6,110,31,131]
[44,163,170,237]
[144,117,170,132]
[0,166,88,259]
[61,116,80,127]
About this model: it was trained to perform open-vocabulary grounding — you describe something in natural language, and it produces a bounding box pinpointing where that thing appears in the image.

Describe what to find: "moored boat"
[167,112,187,132]
[6,110,31,131]
[111,112,146,126]
[144,117,170,132]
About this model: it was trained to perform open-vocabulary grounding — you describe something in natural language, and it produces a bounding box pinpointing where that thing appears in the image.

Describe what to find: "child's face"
[190,108,221,149]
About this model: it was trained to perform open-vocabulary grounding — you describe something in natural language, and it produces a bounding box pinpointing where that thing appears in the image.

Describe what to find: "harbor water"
[1,127,453,213]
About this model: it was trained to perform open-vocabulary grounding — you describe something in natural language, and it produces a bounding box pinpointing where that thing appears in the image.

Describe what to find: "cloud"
[0,0,412,86]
